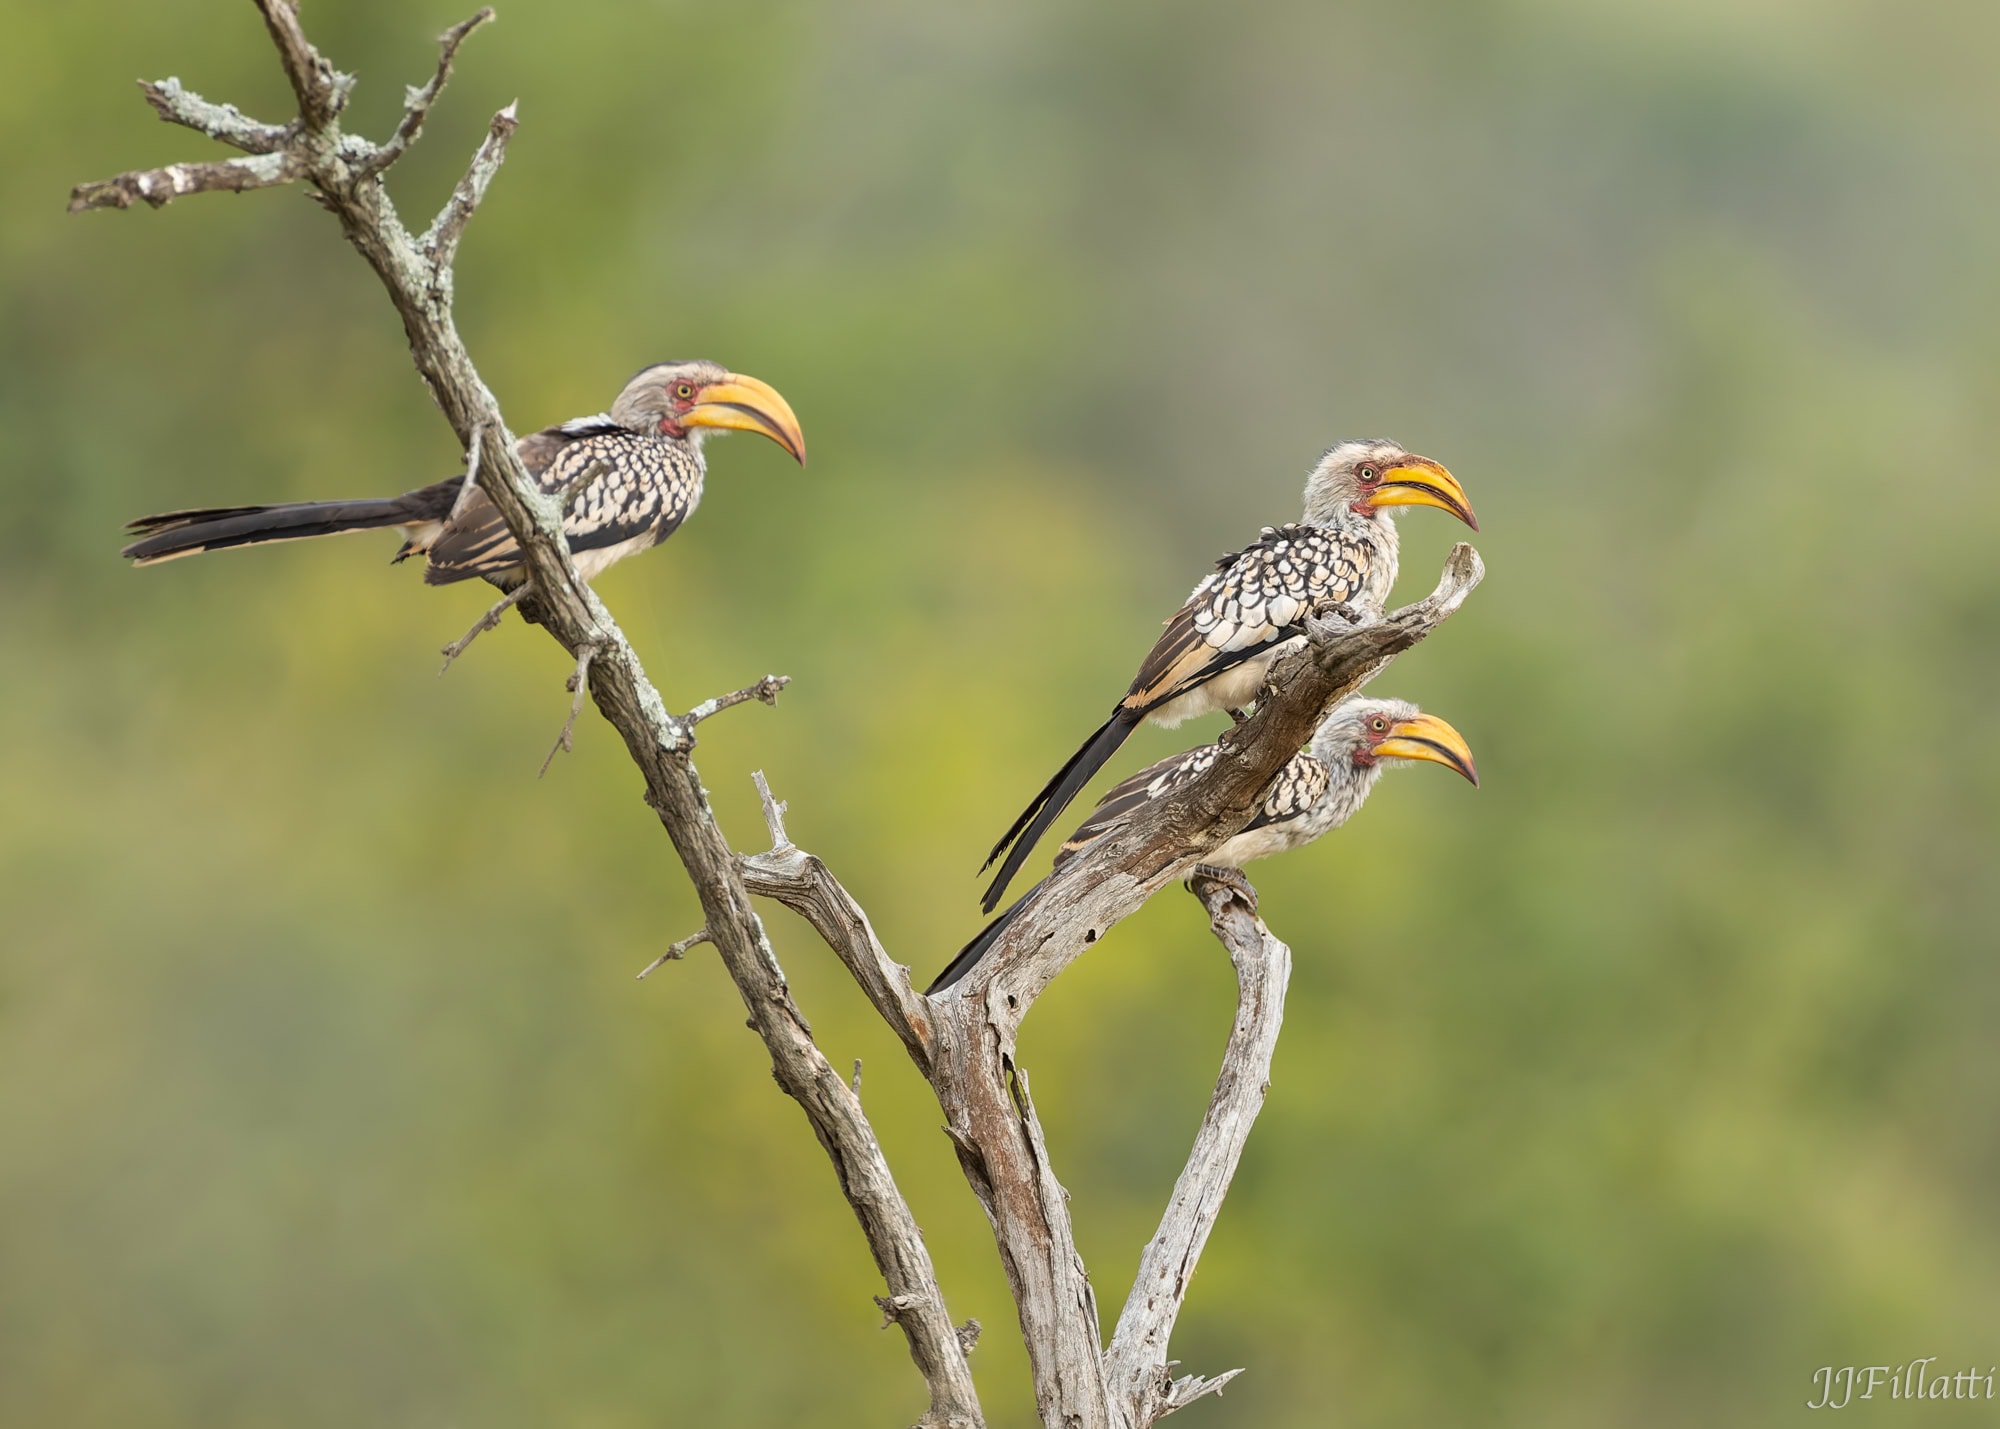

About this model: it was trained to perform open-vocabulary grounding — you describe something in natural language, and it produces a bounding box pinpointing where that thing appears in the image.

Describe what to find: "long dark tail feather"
[122,485,459,566]
[929,888,1040,995]
[980,712,1135,914]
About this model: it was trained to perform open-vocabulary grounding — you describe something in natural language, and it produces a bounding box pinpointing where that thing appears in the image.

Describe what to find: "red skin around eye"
[659,386,697,434]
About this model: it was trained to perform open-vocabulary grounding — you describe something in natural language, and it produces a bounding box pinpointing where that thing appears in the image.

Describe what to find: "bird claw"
[1188,864,1258,913]
[1305,598,1364,644]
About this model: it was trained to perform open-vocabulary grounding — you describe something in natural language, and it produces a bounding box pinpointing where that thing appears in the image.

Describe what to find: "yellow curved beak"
[1364,456,1477,530]
[683,372,807,465]
[1374,711,1479,786]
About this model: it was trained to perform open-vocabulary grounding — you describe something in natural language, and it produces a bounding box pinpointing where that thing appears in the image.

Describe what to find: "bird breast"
[1203,821,1309,869]
[1144,641,1300,728]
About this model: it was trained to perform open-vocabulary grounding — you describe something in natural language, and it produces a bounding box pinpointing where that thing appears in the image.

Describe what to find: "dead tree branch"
[71,8,979,1425]
[1103,873,1283,1423]
[74,8,1483,1427]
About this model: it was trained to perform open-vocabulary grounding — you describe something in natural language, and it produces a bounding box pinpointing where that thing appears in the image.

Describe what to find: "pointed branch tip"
[360,6,500,178]
[426,102,519,263]
[751,770,792,851]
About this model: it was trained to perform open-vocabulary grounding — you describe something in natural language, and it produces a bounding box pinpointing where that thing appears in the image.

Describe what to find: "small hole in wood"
[1084,929,1098,944]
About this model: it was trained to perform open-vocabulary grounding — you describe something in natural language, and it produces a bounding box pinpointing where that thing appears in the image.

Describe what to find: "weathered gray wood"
[1104,875,1286,1423]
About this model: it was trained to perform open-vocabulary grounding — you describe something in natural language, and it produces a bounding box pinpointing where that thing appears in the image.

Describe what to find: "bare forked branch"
[71,6,1483,1426]
[71,8,980,1425]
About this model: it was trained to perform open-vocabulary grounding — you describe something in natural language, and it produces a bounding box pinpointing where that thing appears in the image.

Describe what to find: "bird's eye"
[1370,716,1389,732]
[674,382,696,401]
[1357,465,1380,484]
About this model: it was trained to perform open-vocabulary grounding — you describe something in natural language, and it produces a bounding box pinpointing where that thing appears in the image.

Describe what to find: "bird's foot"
[1226,707,1251,726]
[1305,598,1367,645]
[440,583,530,673]
[1188,863,1258,913]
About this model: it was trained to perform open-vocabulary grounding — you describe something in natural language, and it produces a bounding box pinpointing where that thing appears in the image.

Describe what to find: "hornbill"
[978,440,1474,913]
[121,361,805,589]
[930,696,1476,993]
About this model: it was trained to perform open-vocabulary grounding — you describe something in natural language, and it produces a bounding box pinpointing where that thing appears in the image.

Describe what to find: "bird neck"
[1298,502,1399,612]
[1302,494,1397,546]
[678,426,710,459]
[648,427,709,485]
[1308,750,1385,834]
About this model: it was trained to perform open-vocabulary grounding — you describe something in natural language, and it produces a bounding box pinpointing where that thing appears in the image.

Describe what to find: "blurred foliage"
[3,0,1998,1425]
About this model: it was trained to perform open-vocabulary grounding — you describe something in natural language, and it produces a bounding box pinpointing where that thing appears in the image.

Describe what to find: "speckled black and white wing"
[422,427,703,587]
[1052,743,1330,867]
[1120,524,1381,716]
[1054,745,1223,864]
[1238,752,1331,834]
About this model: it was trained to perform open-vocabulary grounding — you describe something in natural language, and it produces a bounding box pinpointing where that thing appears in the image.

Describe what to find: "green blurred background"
[4,1,1997,1424]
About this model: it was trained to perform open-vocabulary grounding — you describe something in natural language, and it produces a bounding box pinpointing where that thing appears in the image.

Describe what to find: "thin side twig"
[636,925,712,979]
[69,151,298,212]
[439,583,528,672]
[425,101,519,268]
[539,643,599,777]
[140,78,291,153]
[685,675,790,728]
[446,421,487,523]
[359,7,497,178]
